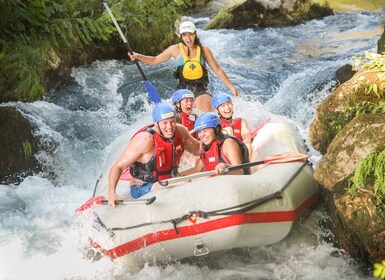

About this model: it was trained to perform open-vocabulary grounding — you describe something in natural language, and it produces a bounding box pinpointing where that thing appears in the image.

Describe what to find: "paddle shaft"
[159,152,308,186]
[101,196,156,205]
[159,160,264,186]
[102,1,147,81]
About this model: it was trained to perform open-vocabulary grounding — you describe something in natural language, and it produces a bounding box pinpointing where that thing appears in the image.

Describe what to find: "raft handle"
[194,238,209,257]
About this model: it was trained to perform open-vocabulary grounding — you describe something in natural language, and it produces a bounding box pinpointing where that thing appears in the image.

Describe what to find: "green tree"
[0,0,192,102]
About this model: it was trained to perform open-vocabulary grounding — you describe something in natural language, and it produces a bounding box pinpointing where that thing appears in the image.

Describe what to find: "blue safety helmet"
[212,92,232,109]
[152,102,177,123]
[172,89,195,105]
[194,112,221,132]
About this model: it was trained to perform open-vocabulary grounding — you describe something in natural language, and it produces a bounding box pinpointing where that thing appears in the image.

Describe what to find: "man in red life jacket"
[108,102,200,207]
[212,92,252,157]
[182,112,250,176]
[172,89,197,135]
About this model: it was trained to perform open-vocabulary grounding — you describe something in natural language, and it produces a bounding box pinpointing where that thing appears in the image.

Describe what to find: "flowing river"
[0,5,384,280]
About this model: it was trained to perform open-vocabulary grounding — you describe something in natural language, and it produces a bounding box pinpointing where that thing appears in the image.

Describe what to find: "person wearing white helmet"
[107,102,200,207]
[128,20,240,113]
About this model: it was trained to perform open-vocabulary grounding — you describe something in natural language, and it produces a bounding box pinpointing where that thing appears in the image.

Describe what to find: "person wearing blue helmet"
[107,102,200,206]
[172,89,197,134]
[182,112,250,176]
[128,20,239,113]
[212,92,252,157]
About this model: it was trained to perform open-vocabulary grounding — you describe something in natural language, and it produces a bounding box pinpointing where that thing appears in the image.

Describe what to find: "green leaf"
[374,260,385,279]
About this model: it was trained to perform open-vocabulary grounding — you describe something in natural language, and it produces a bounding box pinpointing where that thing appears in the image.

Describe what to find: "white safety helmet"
[179,21,196,34]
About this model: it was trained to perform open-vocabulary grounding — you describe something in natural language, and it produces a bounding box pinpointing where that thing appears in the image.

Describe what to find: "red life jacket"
[220,118,243,140]
[179,112,196,132]
[129,125,185,182]
[200,136,250,174]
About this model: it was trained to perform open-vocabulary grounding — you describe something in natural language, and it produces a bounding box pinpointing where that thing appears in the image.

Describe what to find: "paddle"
[76,195,156,212]
[101,196,156,205]
[159,152,309,186]
[102,0,161,104]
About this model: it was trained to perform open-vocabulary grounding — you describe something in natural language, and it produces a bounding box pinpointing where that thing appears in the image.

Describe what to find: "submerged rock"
[0,107,42,184]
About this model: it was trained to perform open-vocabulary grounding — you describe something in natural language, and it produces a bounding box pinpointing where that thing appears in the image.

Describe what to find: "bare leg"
[151,182,166,190]
[194,93,213,113]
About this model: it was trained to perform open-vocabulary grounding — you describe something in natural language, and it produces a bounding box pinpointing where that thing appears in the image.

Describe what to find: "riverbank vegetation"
[346,52,385,216]
[0,0,194,102]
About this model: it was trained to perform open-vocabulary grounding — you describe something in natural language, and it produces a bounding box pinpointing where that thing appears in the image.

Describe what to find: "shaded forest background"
[0,0,203,102]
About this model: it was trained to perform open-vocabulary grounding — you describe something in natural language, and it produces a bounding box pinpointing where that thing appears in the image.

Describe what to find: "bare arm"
[221,138,244,175]
[181,159,204,176]
[241,118,252,158]
[108,132,154,207]
[202,46,240,97]
[177,124,201,157]
[127,44,180,66]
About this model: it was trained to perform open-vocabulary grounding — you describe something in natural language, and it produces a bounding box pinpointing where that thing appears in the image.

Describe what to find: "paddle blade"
[144,81,161,103]
[264,152,309,164]
[76,196,104,212]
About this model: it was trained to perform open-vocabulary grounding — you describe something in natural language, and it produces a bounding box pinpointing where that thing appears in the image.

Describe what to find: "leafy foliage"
[353,52,385,98]
[0,0,193,101]
[115,0,192,54]
[374,260,385,279]
[350,150,385,215]
[0,0,117,101]
[341,52,385,119]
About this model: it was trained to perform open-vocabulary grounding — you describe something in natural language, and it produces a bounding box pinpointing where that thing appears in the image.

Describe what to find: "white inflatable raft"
[81,114,319,269]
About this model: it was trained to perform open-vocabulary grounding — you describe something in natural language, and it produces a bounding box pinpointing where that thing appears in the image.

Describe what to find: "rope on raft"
[94,161,310,234]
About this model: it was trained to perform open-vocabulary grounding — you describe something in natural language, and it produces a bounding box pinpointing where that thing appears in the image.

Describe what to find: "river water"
[0,5,384,280]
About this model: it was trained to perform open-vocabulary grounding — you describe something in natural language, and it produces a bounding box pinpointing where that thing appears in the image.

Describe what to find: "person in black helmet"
[128,20,239,113]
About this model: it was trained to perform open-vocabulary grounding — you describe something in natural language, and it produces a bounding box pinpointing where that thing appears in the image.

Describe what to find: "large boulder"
[311,68,385,265]
[322,186,385,265]
[309,70,385,154]
[0,107,42,184]
[205,0,333,29]
[314,113,385,192]
[318,113,385,263]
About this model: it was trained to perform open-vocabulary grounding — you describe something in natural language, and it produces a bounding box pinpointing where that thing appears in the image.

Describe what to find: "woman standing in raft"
[182,112,250,176]
[128,20,240,113]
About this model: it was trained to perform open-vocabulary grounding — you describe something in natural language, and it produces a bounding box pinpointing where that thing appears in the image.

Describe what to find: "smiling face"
[181,32,196,48]
[197,128,216,145]
[157,117,177,139]
[217,101,233,119]
[179,98,194,115]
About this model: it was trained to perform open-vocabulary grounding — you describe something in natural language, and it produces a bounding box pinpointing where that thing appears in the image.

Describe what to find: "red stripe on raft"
[91,192,318,260]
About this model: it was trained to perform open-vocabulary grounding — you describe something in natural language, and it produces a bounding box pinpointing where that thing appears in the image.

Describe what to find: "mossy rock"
[205,0,333,30]
[0,107,42,184]
[309,70,385,154]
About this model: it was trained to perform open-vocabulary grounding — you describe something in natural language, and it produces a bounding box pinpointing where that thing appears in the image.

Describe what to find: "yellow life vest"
[179,43,204,81]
